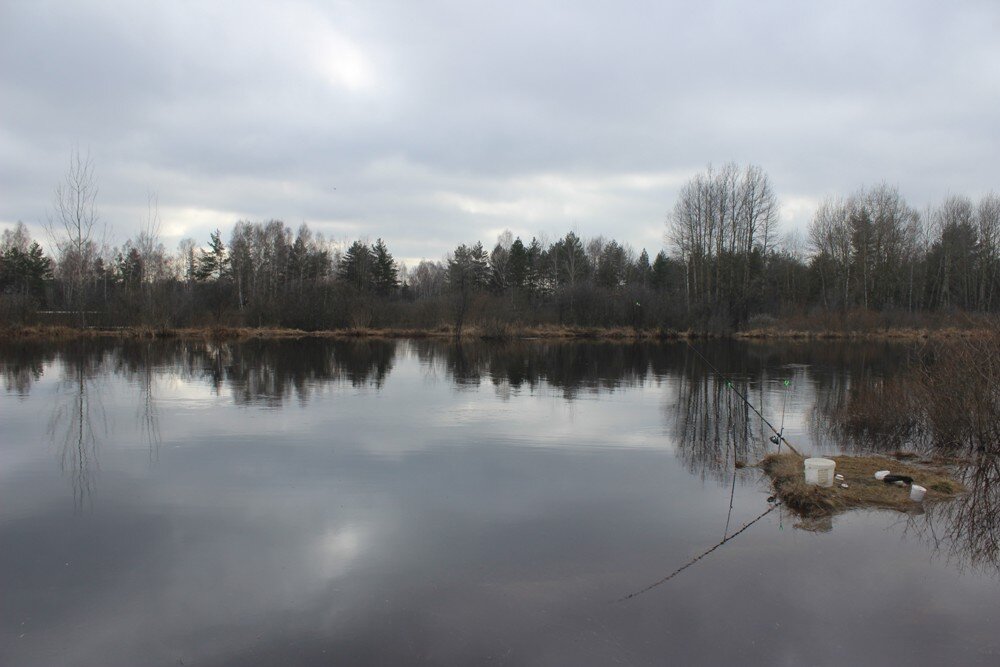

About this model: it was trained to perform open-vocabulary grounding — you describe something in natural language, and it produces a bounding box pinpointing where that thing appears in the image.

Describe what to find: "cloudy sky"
[1,0,998,264]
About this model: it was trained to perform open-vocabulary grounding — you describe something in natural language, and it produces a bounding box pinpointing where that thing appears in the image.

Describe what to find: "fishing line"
[724,447,738,538]
[683,340,802,457]
[774,378,791,452]
[617,502,781,602]
[779,380,789,434]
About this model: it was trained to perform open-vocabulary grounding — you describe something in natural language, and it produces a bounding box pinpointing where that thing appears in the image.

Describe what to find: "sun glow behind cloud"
[272,3,378,93]
[315,38,375,91]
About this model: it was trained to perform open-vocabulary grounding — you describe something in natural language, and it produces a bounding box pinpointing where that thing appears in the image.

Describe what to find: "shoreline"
[1,324,995,343]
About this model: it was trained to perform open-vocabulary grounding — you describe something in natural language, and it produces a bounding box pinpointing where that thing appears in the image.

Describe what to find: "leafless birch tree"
[47,148,101,325]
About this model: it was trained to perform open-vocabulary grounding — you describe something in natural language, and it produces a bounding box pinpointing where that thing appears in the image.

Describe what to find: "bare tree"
[47,148,100,325]
[135,192,166,281]
[976,193,1000,310]
[808,197,852,309]
[178,238,198,285]
[668,163,778,321]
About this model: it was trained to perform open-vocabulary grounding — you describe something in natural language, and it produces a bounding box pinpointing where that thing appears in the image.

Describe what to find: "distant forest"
[2,159,999,332]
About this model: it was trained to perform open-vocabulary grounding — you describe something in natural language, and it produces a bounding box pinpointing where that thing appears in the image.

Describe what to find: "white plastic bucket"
[804,458,836,487]
[910,484,927,502]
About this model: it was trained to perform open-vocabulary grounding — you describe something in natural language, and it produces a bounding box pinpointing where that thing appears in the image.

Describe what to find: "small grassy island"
[761,453,966,518]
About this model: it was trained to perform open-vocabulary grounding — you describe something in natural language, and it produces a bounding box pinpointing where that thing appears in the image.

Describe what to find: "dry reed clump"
[916,335,1000,455]
[477,319,516,341]
[1,324,86,339]
[761,453,965,518]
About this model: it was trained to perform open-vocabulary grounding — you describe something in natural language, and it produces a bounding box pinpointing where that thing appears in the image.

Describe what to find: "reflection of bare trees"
[47,346,107,511]
[672,370,770,482]
[110,342,165,458]
[918,336,1000,456]
[813,337,1000,458]
[813,372,927,454]
[814,337,1000,569]
[0,343,55,395]
[137,345,161,461]
[942,456,1000,572]
[669,344,821,482]
[901,455,1000,576]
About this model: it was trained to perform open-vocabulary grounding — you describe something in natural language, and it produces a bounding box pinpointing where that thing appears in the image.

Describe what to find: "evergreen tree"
[0,241,52,298]
[596,240,628,289]
[525,237,545,295]
[508,237,528,293]
[651,251,672,291]
[115,245,144,288]
[631,249,651,287]
[371,238,399,295]
[469,241,490,289]
[552,232,590,288]
[195,230,228,281]
[338,240,374,291]
[447,244,475,290]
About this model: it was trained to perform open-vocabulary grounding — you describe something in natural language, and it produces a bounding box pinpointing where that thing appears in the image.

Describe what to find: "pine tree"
[651,251,671,291]
[195,230,228,281]
[0,238,52,299]
[632,249,651,288]
[554,232,589,287]
[469,242,490,289]
[338,240,374,290]
[371,238,399,295]
[508,237,528,293]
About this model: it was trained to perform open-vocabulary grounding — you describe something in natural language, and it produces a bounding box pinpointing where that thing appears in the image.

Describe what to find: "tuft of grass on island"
[4,322,1000,342]
[761,453,966,519]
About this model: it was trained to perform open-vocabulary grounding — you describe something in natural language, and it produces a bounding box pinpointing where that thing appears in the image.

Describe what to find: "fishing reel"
[769,435,781,445]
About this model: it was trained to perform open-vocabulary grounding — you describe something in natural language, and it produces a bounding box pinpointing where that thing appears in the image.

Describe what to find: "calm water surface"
[1,339,997,666]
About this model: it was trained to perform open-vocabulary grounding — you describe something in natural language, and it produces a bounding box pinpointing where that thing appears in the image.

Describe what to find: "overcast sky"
[1,0,998,264]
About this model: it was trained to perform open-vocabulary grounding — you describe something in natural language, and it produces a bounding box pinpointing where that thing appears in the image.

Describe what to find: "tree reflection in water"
[0,341,54,395]
[113,342,163,460]
[46,343,109,511]
[2,337,997,573]
[898,454,1000,576]
[210,339,397,405]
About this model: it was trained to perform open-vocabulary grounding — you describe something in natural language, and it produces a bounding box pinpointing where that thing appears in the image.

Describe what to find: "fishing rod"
[683,340,803,457]
[773,378,791,451]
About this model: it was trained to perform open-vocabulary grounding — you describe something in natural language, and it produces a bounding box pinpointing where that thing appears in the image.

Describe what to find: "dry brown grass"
[6,322,995,343]
[1,324,100,339]
[2,323,681,341]
[735,327,997,341]
[761,452,965,518]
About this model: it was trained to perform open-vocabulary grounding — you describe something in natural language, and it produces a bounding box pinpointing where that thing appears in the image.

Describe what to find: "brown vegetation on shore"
[4,322,999,343]
[735,327,995,341]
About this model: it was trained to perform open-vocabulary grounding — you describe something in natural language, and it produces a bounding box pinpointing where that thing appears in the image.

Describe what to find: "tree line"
[2,156,998,332]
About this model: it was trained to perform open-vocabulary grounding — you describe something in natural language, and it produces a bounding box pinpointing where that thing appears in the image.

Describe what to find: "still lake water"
[1,338,998,666]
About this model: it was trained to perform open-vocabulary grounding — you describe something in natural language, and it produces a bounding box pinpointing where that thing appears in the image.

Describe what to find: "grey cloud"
[1,0,997,258]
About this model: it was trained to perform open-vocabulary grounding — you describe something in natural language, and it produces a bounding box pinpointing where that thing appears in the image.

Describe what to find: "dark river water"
[1,338,997,666]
